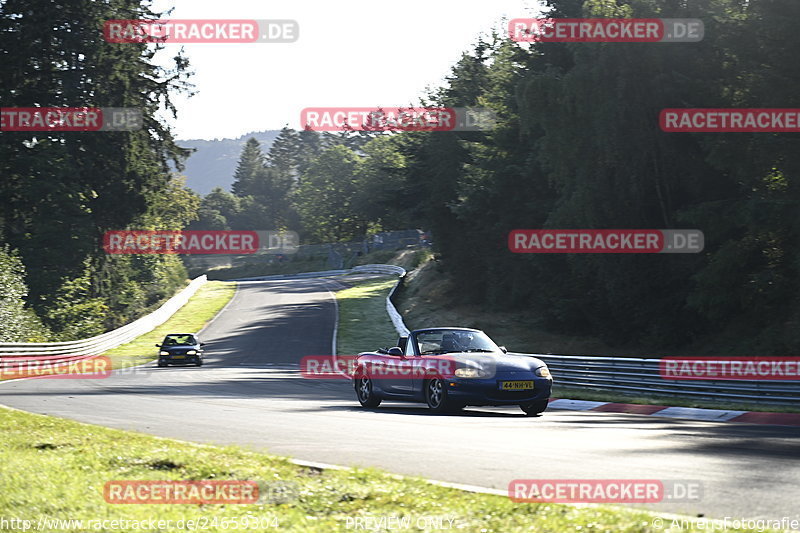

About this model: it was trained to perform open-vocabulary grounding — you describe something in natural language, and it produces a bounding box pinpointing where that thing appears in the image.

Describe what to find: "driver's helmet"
[455,332,475,348]
[440,332,457,352]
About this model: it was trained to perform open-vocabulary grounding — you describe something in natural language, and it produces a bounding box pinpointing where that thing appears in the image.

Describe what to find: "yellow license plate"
[499,380,534,390]
[171,355,185,359]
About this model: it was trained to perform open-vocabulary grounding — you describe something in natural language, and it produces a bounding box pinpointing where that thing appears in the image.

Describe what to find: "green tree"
[293,145,366,242]
[353,136,411,229]
[267,127,302,182]
[231,138,266,198]
[0,0,194,337]
[0,247,50,342]
[190,188,241,230]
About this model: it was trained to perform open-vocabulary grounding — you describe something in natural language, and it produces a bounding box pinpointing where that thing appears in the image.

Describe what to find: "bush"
[0,246,51,342]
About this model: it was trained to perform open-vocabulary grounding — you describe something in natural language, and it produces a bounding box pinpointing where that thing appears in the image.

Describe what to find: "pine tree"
[231,138,266,198]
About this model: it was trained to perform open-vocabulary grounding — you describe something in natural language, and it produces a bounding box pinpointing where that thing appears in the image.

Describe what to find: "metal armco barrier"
[0,276,208,364]
[527,355,800,406]
[231,264,405,282]
[351,264,406,276]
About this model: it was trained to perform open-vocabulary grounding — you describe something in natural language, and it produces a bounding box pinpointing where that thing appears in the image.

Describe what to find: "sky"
[148,0,544,140]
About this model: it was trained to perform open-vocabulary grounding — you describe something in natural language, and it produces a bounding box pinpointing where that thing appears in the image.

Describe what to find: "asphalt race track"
[2,278,799,520]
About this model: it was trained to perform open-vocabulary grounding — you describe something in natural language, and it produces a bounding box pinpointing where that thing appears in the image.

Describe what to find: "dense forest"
[1,0,195,340]
[2,0,799,354]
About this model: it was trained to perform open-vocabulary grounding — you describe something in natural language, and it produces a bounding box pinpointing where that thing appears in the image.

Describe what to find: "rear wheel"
[520,399,549,416]
[425,377,459,413]
[355,374,381,408]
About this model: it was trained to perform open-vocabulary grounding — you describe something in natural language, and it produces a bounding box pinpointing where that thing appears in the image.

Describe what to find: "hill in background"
[176,130,281,195]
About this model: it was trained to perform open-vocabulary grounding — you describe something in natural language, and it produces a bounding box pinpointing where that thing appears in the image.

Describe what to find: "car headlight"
[535,366,551,378]
[159,351,169,356]
[186,350,197,355]
[454,367,490,378]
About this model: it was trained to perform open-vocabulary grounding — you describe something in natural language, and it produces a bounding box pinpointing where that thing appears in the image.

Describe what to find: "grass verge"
[0,406,766,533]
[335,277,400,356]
[102,281,236,369]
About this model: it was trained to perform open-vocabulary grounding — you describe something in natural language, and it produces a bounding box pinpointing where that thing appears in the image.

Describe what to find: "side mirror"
[387,347,403,356]
[155,344,161,347]
[200,343,206,347]
[498,346,508,353]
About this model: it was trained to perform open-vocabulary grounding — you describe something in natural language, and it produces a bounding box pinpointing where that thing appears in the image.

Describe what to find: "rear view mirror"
[387,347,403,356]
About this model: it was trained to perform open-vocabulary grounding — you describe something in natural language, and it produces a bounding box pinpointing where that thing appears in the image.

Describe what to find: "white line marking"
[320,279,351,381]
[547,399,609,411]
[653,406,748,421]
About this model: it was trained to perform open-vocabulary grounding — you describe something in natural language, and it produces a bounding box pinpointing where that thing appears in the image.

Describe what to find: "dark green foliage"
[0,247,50,342]
[409,0,800,352]
[192,0,797,353]
[1,0,194,339]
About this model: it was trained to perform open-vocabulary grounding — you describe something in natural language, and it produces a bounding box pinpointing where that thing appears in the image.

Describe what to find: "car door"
[376,335,417,396]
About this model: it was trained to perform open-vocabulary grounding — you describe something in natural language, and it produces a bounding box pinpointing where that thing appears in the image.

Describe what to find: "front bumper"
[159,353,201,364]
[445,374,552,405]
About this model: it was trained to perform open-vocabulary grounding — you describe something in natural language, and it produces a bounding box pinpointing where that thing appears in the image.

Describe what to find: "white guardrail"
[0,275,207,362]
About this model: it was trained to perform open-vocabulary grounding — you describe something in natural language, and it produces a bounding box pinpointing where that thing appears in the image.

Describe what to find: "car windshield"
[163,335,196,346]
[415,330,499,354]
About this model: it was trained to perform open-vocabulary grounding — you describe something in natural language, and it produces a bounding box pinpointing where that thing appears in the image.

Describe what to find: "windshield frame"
[162,334,198,346]
[413,329,500,355]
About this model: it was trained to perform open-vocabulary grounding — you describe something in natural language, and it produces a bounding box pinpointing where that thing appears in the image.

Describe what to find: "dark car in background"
[353,327,552,415]
[156,333,205,367]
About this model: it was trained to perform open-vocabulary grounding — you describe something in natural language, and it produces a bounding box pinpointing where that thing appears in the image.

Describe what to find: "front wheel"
[355,374,381,408]
[157,360,168,367]
[195,358,203,367]
[520,399,549,416]
[425,377,459,413]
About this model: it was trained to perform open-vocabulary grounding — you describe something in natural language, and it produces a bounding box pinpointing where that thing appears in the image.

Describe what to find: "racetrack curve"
[1,278,798,521]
